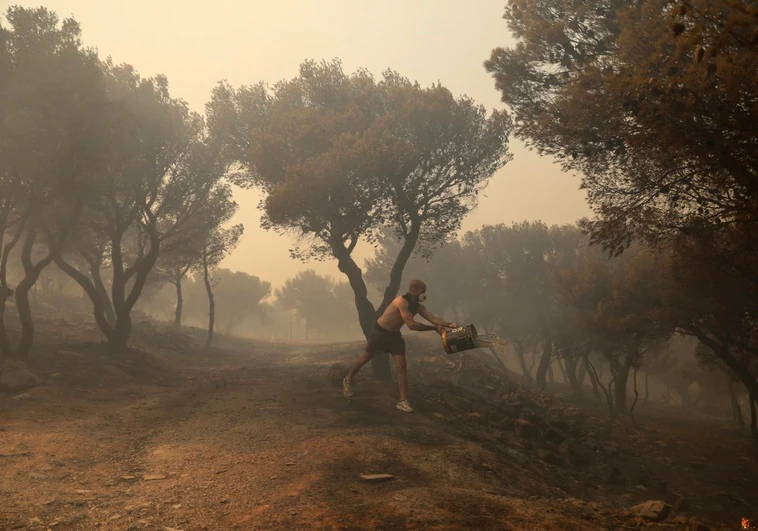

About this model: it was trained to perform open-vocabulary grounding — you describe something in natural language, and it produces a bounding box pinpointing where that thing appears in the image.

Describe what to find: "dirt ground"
[1,319,757,530]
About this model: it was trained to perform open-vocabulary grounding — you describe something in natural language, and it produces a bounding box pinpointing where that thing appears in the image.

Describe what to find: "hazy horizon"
[10,0,591,289]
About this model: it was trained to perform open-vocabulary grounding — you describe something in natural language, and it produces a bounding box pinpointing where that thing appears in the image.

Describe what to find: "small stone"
[12,393,34,402]
[537,449,564,466]
[269,475,278,480]
[121,475,137,481]
[360,473,394,482]
[629,500,671,522]
[285,462,295,466]
[143,474,166,481]
[468,412,482,418]
[220,497,229,504]
[75,489,91,494]
[172,504,182,509]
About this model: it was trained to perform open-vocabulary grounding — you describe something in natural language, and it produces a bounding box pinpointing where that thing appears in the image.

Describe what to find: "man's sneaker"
[396,399,414,413]
[342,377,353,400]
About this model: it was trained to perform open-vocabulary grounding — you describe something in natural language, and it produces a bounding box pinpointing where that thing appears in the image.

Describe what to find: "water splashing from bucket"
[474,334,507,349]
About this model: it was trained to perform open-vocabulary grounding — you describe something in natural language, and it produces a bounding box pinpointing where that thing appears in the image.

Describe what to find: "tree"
[199,224,243,350]
[54,63,227,352]
[660,231,758,438]
[210,269,271,336]
[464,222,583,390]
[0,6,109,359]
[209,58,512,378]
[485,0,758,252]
[276,270,357,339]
[556,244,674,415]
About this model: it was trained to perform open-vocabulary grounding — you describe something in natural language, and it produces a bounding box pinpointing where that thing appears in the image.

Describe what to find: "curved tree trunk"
[535,340,553,391]
[55,224,159,354]
[15,228,64,359]
[91,266,116,327]
[513,341,533,382]
[563,352,583,398]
[331,240,391,380]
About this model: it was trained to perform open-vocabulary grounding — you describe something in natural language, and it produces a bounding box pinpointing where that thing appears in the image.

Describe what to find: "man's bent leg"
[343,349,374,400]
[346,349,374,382]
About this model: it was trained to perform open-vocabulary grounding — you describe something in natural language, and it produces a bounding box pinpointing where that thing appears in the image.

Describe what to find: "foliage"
[275,269,358,338]
[0,6,110,359]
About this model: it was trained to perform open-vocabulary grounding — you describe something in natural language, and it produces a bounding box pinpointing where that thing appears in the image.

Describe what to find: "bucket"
[441,324,479,354]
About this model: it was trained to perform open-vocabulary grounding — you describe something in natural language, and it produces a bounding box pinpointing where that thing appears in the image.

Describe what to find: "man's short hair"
[409,279,426,294]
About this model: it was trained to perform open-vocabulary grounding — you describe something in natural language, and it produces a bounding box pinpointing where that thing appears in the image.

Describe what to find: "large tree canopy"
[209,58,512,378]
[485,0,758,252]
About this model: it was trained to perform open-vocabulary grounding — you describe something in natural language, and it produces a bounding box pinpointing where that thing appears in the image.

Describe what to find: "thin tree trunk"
[587,364,602,403]
[0,219,26,358]
[174,278,183,329]
[512,340,533,382]
[536,340,552,391]
[576,355,588,388]
[728,379,745,431]
[564,353,583,398]
[610,360,631,416]
[377,221,421,315]
[556,356,568,384]
[203,254,215,350]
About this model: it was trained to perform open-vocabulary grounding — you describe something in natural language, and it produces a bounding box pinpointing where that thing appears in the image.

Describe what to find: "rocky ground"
[1,317,757,530]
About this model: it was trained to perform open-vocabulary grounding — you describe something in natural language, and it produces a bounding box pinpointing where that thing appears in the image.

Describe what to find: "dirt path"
[1,337,756,530]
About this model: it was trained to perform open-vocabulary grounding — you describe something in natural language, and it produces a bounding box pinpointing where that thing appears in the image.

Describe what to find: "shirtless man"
[342,279,457,413]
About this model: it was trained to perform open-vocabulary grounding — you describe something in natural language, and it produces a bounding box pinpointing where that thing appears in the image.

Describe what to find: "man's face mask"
[418,292,427,302]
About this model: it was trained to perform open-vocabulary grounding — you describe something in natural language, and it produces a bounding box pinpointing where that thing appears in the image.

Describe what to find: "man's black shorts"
[366,322,405,354]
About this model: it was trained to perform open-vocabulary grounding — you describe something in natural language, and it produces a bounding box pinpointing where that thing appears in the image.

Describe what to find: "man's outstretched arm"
[399,304,444,333]
[419,305,457,328]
